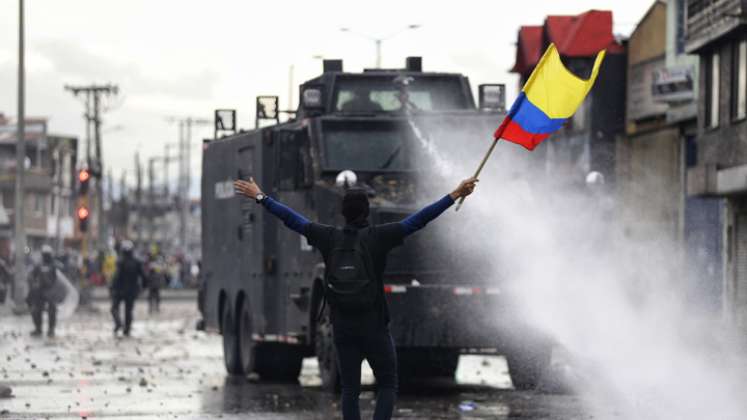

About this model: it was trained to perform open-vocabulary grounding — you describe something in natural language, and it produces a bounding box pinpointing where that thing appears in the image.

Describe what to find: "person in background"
[102,251,117,286]
[234,175,478,420]
[110,240,145,337]
[195,260,205,331]
[0,254,10,305]
[0,235,12,304]
[145,253,164,314]
[27,245,60,338]
[339,86,383,113]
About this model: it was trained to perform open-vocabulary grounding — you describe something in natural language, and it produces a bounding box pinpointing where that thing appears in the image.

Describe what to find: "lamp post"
[339,24,421,68]
[13,0,27,305]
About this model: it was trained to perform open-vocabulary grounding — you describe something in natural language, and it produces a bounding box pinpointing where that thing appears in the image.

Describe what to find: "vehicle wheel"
[506,343,551,390]
[398,349,459,382]
[254,343,303,382]
[237,300,255,374]
[222,303,244,375]
[315,311,340,392]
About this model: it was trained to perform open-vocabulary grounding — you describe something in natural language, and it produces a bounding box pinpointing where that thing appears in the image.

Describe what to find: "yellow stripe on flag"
[522,43,606,119]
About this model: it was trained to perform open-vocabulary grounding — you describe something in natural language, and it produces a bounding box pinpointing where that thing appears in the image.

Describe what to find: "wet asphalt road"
[0,299,590,419]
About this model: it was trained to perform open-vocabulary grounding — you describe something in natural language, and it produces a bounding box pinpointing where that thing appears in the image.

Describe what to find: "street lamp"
[339,24,421,68]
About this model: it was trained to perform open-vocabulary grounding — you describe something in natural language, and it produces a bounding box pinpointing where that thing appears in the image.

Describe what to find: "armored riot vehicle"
[200,57,551,390]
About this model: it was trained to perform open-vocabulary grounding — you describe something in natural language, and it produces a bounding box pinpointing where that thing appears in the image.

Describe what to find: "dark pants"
[111,294,136,335]
[30,298,56,335]
[148,287,160,313]
[334,325,398,420]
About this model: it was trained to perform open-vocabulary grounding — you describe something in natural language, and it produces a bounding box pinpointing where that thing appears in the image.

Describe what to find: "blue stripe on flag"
[507,93,566,134]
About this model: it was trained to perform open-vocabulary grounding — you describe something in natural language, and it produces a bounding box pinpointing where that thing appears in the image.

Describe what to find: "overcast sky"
[0,0,655,196]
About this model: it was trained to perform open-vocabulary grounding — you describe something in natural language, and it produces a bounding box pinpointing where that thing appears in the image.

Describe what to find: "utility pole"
[375,39,382,68]
[148,157,155,244]
[134,152,143,246]
[147,157,157,245]
[65,83,118,252]
[166,117,210,254]
[106,169,113,213]
[14,0,26,304]
[119,170,126,202]
[288,65,295,113]
[53,142,66,253]
[146,154,179,253]
[119,169,127,241]
[164,143,178,197]
[85,94,91,166]
[94,93,105,249]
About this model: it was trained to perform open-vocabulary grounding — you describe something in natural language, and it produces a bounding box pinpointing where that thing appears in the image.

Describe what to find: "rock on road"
[0,298,589,419]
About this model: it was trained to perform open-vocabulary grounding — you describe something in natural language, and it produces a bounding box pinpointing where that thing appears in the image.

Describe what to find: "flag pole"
[455,134,502,212]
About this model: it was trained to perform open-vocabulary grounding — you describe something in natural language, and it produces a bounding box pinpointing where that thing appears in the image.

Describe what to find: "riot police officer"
[27,245,59,338]
[110,240,145,337]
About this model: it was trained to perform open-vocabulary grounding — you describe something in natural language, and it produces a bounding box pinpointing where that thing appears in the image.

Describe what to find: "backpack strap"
[318,228,346,322]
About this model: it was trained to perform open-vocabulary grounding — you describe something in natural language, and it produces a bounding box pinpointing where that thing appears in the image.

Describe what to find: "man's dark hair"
[341,188,370,225]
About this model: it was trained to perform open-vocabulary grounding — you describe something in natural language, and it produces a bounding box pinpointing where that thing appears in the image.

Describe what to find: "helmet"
[585,171,605,186]
[121,240,134,253]
[40,244,54,265]
[40,244,54,256]
[335,170,358,189]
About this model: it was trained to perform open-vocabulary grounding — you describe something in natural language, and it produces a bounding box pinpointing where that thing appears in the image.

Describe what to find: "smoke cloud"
[417,119,747,420]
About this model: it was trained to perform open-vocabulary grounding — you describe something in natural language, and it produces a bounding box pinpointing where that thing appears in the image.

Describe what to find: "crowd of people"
[0,241,201,338]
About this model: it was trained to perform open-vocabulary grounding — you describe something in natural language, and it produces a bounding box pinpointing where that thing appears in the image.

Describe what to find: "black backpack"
[322,227,379,313]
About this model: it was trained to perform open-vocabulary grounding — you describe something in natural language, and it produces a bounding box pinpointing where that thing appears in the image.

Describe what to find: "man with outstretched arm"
[233,176,478,420]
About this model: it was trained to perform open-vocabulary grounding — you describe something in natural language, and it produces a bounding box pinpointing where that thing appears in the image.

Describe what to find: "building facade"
[617,1,678,246]
[685,0,747,327]
[0,113,79,251]
[617,0,721,311]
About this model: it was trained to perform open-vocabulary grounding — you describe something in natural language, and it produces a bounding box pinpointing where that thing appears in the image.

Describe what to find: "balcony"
[686,0,747,52]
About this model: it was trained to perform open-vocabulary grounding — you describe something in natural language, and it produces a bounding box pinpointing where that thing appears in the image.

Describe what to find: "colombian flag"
[497,43,606,150]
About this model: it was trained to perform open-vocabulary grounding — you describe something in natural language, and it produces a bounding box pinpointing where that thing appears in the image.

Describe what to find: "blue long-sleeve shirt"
[261,194,455,327]
[260,194,455,237]
[261,196,312,234]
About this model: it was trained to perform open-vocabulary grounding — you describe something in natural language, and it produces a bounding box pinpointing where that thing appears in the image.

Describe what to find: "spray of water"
[420,127,747,419]
[405,117,455,175]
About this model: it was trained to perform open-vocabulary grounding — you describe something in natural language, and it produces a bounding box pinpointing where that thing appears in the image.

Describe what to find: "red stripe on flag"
[495,118,551,151]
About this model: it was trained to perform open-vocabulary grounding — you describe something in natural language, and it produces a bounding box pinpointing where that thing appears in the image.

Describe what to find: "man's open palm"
[234,178,262,199]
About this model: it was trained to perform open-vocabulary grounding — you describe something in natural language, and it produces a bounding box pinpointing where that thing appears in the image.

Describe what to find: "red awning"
[511,10,624,75]
[511,26,543,74]
[546,10,623,57]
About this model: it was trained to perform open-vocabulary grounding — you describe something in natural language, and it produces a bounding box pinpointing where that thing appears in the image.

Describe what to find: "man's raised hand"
[233,177,263,199]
